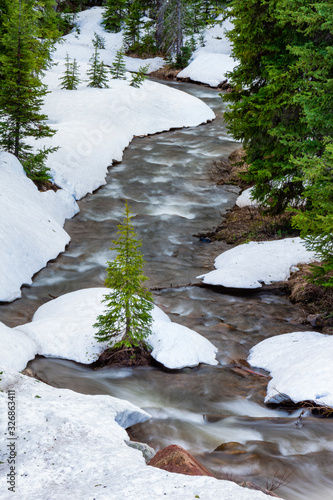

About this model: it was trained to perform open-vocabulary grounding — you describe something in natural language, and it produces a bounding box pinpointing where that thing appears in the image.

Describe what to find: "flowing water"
[1,82,333,499]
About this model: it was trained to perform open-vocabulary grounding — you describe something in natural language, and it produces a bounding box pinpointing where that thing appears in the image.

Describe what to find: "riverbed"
[1,81,333,500]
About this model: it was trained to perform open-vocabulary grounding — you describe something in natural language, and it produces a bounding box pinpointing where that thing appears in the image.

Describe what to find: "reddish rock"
[148,445,214,477]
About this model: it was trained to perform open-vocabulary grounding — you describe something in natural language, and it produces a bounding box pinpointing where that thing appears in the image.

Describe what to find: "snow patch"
[248,331,333,408]
[198,238,317,289]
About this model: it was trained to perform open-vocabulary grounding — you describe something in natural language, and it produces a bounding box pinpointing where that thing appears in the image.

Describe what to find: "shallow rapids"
[2,81,333,500]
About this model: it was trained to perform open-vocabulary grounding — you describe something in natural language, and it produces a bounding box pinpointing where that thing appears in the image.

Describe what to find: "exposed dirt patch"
[202,206,300,245]
[34,180,60,192]
[209,147,251,189]
[92,346,156,368]
[149,66,182,81]
[285,263,333,333]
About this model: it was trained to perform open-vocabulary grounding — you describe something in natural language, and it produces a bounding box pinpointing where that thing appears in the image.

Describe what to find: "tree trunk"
[156,0,167,50]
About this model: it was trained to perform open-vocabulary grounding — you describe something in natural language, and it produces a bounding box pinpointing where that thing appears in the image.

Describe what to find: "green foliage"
[92,32,106,50]
[130,64,149,88]
[223,0,333,214]
[0,0,58,182]
[59,53,81,90]
[94,201,154,351]
[102,0,127,33]
[123,0,143,51]
[87,46,109,88]
[110,48,127,79]
[292,141,333,286]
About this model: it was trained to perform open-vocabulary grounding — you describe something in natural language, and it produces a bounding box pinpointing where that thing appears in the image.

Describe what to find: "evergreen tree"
[102,0,127,33]
[92,31,106,50]
[59,53,81,90]
[0,0,57,182]
[123,0,143,52]
[223,0,333,214]
[110,48,127,79]
[94,201,154,351]
[130,64,149,87]
[292,141,333,286]
[87,46,109,88]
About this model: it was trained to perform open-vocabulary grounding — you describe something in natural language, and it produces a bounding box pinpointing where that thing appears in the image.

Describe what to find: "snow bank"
[0,152,78,302]
[198,237,317,289]
[38,7,215,199]
[151,321,218,369]
[0,322,36,371]
[39,78,215,199]
[0,370,273,500]
[178,17,236,87]
[248,331,333,408]
[55,7,165,74]
[15,287,218,369]
[1,7,215,301]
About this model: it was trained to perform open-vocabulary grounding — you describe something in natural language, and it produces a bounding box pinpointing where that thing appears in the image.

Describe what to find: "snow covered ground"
[40,7,215,199]
[0,370,274,500]
[198,238,317,289]
[248,331,333,408]
[0,153,78,302]
[0,7,215,302]
[178,17,236,87]
[15,287,217,370]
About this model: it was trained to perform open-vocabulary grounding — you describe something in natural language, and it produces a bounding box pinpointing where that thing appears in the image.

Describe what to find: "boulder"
[148,444,214,477]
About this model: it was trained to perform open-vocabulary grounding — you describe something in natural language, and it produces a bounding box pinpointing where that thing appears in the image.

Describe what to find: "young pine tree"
[59,53,81,90]
[110,48,126,79]
[94,201,154,351]
[92,32,106,50]
[87,46,109,88]
[0,0,57,182]
[130,64,149,88]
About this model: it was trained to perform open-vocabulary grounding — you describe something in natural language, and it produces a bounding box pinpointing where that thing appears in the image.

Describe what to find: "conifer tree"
[93,32,106,50]
[87,46,109,88]
[59,53,81,90]
[123,0,143,51]
[94,201,154,351]
[130,64,149,88]
[0,0,57,182]
[110,48,127,79]
[102,0,127,33]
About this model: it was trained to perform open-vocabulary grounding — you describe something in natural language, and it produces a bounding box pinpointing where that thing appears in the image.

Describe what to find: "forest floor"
[201,147,333,334]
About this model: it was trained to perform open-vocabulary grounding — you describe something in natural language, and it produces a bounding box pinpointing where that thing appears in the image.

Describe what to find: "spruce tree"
[102,0,127,33]
[87,46,109,88]
[123,0,143,52]
[0,0,57,182]
[94,201,154,351]
[130,64,149,88]
[59,53,81,90]
[92,32,106,50]
[110,48,127,79]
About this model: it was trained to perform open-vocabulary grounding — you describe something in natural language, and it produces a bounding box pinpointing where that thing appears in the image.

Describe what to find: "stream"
[1,81,333,499]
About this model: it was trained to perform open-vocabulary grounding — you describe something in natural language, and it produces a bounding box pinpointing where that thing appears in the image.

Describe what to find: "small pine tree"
[93,32,106,50]
[130,64,149,88]
[87,46,109,88]
[110,48,126,79]
[59,53,81,90]
[94,201,154,351]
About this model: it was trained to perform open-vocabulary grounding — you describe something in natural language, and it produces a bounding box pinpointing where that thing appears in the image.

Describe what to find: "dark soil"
[149,66,182,81]
[285,263,333,333]
[92,346,156,368]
